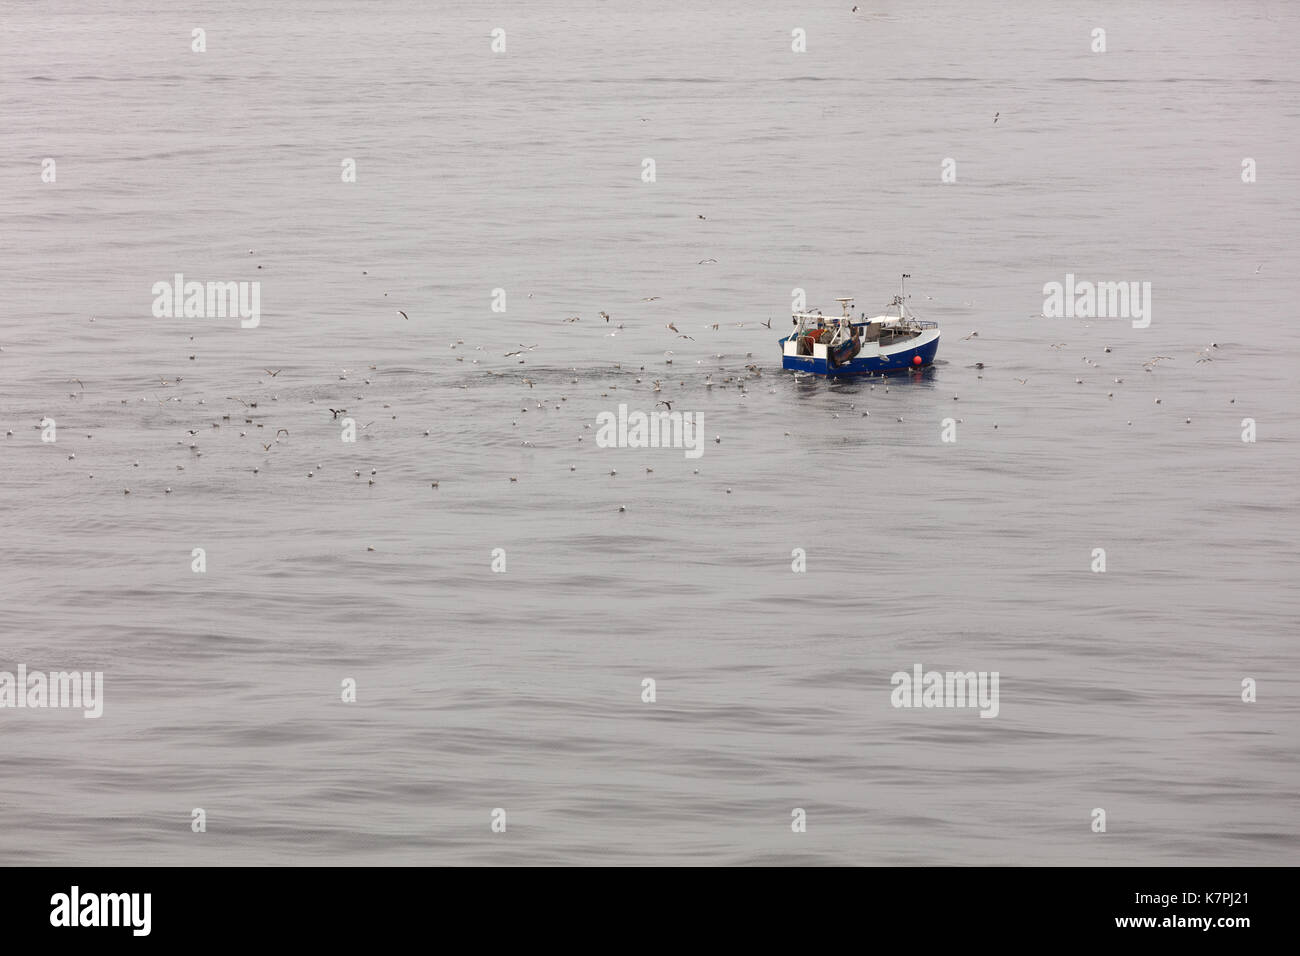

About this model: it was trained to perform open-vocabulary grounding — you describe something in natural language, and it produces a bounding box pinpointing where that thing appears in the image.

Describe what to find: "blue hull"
[780,334,940,377]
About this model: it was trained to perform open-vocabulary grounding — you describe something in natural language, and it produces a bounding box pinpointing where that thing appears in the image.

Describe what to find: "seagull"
[1015,378,1028,385]
[697,214,706,220]
[656,400,672,410]
[993,112,999,124]
[398,310,409,320]
[698,258,718,265]
[276,428,290,439]
[667,322,680,333]
[329,408,346,419]
[263,369,281,377]
[261,442,272,451]
[963,331,978,340]
[762,318,773,329]
[1255,264,1263,274]
[600,311,610,322]
[641,296,661,302]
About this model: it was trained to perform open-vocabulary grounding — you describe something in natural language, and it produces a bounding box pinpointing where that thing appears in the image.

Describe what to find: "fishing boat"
[779,275,940,376]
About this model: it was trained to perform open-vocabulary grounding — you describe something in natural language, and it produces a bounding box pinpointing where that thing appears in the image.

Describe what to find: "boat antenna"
[900,274,912,318]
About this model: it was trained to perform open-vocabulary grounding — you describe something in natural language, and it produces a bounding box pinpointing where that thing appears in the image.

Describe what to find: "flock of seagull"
[0,262,1238,508]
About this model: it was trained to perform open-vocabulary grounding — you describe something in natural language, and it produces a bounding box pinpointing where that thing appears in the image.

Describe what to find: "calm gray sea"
[1,1,1297,865]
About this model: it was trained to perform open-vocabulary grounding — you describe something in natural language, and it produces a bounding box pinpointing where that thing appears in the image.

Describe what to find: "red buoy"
[912,355,923,366]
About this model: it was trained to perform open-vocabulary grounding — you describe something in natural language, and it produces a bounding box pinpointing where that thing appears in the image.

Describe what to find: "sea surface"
[1,1,1297,865]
